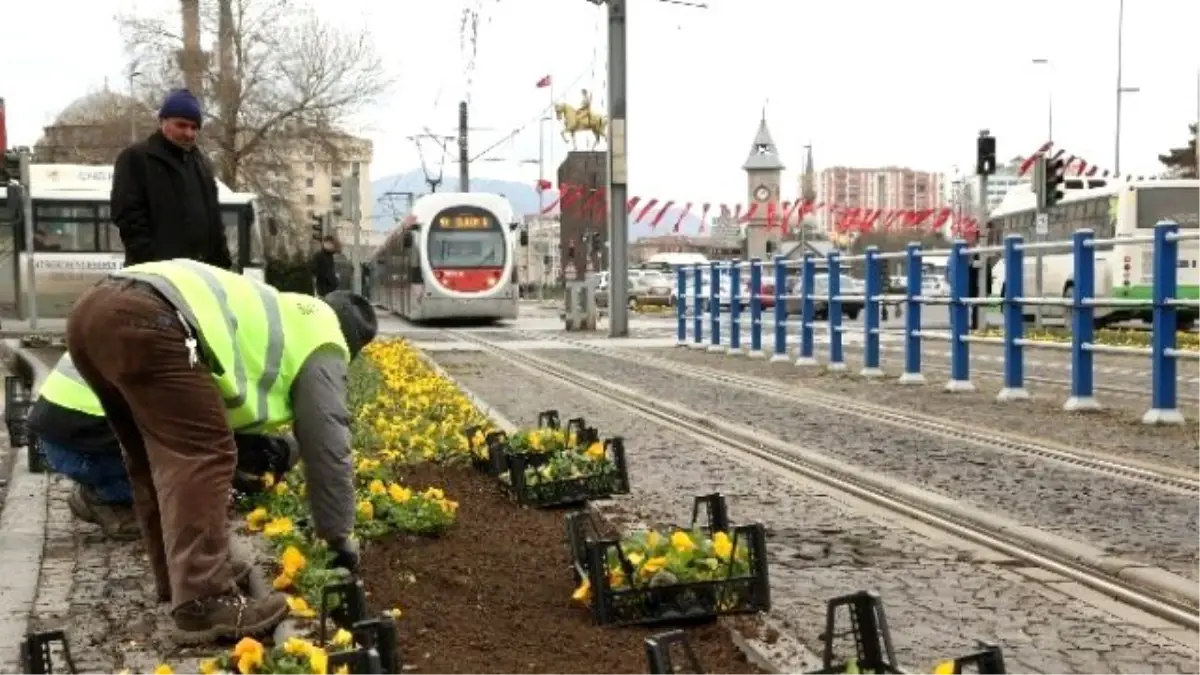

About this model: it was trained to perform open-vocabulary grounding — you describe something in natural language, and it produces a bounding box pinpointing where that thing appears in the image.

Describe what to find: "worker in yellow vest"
[29,353,300,542]
[64,259,377,645]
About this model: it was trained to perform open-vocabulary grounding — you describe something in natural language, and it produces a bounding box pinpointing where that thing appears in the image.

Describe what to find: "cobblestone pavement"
[11,475,213,674]
[519,347,1198,580]
[644,345,1200,472]
[432,350,1199,674]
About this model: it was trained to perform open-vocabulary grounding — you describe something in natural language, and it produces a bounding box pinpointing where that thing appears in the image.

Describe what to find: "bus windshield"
[1136,187,1199,229]
[428,230,506,268]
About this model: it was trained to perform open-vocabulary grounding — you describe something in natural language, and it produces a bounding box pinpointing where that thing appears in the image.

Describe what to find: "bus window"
[32,201,101,252]
[1136,187,1199,229]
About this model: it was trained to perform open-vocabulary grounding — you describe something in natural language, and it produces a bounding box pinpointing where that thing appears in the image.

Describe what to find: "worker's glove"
[328,537,360,573]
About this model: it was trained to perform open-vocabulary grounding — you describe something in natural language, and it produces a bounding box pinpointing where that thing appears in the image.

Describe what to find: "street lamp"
[1031,58,1053,142]
[1113,0,1140,175]
[128,66,142,143]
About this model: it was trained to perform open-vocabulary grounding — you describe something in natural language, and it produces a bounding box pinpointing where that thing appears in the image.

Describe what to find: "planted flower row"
[144,340,493,674]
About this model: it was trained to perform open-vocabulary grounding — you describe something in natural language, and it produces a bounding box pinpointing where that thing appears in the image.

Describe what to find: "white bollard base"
[897,372,926,385]
[859,367,885,379]
[769,353,791,363]
[707,344,725,353]
[827,362,848,372]
[944,379,975,393]
[675,340,688,347]
[996,387,1031,402]
[1063,396,1102,412]
[689,341,706,349]
[795,356,819,367]
[747,350,766,359]
[1142,407,1185,425]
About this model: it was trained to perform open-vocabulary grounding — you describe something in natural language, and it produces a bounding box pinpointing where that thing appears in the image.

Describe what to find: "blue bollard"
[899,243,924,384]
[861,247,883,377]
[797,254,818,366]
[675,265,687,346]
[997,235,1028,401]
[827,253,846,371]
[729,260,743,353]
[692,264,703,347]
[708,261,722,351]
[946,240,974,392]
[1065,230,1100,411]
[1144,220,1184,425]
[771,255,789,362]
[749,258,764,357]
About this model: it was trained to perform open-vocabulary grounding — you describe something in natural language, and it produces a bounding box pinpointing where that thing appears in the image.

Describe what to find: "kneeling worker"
[65,259,378,644]
[28,353,300,542]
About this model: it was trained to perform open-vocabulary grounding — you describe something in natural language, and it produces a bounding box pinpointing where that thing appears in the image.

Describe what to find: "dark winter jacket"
[110,131,233,269]
[311,250,340,296]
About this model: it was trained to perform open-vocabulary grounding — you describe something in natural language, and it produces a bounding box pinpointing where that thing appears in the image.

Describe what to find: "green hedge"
[265,254,314,295]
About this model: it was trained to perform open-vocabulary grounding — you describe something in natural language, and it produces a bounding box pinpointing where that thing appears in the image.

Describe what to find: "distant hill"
[369,169,703,239]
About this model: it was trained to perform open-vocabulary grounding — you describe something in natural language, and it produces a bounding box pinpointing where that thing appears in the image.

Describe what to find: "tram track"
[507,330,1199,495]
[443,328,1200,632]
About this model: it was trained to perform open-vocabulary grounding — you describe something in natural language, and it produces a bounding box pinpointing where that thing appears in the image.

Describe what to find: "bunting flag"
[1019,141,1158,181]
[534,181,982,241]
[535,75,551,88]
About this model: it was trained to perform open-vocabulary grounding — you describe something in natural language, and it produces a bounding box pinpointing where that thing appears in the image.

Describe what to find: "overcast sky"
[5,0,1199,208]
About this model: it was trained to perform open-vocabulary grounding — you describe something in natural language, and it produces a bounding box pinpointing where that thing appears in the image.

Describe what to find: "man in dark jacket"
[111,88,233,269]
[312,235,341,295]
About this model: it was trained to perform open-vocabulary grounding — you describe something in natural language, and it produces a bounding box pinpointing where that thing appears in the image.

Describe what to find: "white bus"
[1,163,264,319]
[986,179,1198,328]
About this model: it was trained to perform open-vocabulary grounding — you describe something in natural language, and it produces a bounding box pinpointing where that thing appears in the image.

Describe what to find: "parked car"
[595,271,672,309]
[785,273,864,320]
[689,268,776,311]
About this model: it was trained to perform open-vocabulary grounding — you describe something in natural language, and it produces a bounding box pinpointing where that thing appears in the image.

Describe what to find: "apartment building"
[814,166,946,233]
[295,133,374,248]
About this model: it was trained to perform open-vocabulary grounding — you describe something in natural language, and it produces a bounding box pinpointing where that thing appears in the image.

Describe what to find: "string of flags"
[1018,140,1159,181]
[534,180,981,240]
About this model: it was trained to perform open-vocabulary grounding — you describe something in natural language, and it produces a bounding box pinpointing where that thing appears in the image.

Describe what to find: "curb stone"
[415,344,790,673]
[0,340,51,674]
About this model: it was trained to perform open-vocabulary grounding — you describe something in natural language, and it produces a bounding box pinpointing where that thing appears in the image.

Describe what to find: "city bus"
[986,179,1198,328]
[1,163,263,319]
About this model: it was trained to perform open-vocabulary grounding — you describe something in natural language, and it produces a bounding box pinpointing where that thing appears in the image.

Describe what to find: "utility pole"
[604,0,631,338]
[347,166,363,295]
[1114,0,1125,175]
[18,149,37,328]
[974,130,996,331]
[458,101,470,192]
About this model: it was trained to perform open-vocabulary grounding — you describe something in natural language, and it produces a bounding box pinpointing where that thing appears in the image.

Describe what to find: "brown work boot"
[157,559,254,603]
[67,485,141,541]
[172,591,290,645]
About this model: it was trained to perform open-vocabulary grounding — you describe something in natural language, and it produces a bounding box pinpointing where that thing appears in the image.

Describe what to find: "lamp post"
[1031,58,1053,142]
[1113,0,1140,175]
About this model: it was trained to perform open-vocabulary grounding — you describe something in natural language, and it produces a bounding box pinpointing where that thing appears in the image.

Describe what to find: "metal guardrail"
[674,220,1198,426]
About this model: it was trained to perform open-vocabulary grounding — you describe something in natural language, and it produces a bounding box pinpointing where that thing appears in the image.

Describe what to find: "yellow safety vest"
[39,353,106,418]
[116,260,349,432]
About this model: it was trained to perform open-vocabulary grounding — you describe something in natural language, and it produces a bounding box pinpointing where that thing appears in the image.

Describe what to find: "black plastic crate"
[566,493,771,626]
[4,375,33,448]
[806,590,902,674]
[500,437,631,508]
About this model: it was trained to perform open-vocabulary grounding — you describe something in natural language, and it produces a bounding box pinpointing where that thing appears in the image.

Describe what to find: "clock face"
[754,185,771,202]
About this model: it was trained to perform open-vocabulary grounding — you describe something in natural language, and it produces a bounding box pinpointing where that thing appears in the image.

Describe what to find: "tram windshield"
[428,230,506,268]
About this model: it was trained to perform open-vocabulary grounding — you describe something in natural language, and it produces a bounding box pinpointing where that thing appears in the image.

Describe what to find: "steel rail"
[444,329,1200,631]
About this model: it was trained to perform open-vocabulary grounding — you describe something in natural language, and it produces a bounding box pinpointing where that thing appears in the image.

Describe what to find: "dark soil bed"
[360,463,763,674]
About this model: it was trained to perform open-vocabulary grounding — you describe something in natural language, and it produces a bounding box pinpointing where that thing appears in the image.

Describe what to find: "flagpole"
[537,112,546,301]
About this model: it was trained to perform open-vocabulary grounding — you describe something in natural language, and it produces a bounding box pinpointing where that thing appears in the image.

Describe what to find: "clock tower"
[743,113,785,260]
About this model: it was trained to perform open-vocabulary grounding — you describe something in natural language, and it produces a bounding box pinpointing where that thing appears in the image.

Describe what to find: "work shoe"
[67,485,141,541]
[172,591,290,645]
[157,559,255,603]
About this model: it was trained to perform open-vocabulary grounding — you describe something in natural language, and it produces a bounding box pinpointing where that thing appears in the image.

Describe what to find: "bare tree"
[119,0,391,256]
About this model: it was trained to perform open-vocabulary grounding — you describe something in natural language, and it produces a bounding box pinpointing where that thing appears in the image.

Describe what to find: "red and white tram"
[371,192,526,321]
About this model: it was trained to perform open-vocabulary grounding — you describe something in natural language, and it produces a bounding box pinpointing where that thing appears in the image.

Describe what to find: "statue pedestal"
[557,152,608,284]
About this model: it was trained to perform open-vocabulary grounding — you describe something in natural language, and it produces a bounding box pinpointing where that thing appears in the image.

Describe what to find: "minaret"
[743,112,785,260]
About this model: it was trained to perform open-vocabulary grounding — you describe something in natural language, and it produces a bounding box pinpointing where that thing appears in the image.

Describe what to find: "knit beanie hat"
[158,88,203,127]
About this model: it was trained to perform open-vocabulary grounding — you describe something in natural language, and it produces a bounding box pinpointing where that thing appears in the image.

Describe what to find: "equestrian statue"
[554,89,607,151]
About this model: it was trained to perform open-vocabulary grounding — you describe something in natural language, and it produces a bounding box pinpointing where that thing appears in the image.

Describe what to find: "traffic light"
[331,176,343,219]
[1,151,20,184]
[975,132,996,177]
[311,213,324,241]
[1044,157,1066,208]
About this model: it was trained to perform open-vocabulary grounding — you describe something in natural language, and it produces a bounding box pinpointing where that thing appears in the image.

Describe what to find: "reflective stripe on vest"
[115,260,348,431]
[39,354,105,417]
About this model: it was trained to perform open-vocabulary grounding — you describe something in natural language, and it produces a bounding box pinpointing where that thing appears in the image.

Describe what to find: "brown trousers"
[65,279,236,611]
